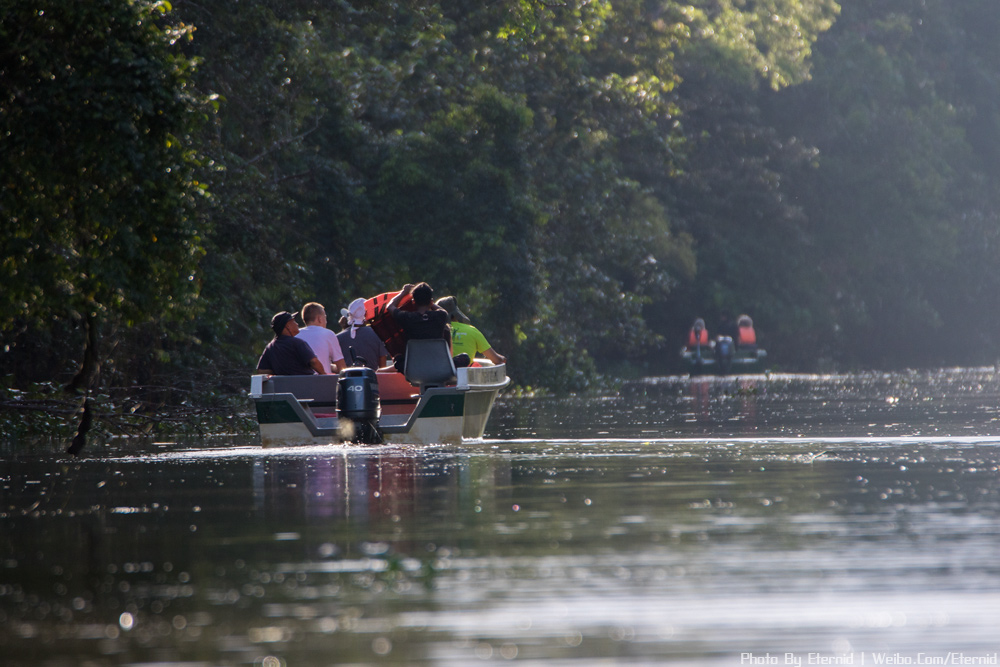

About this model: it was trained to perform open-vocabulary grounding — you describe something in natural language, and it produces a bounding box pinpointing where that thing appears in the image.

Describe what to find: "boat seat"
[263,374,339,410]
[403,339,456,392]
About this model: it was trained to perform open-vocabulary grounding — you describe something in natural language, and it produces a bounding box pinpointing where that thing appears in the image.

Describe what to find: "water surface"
[3,369,1000,665]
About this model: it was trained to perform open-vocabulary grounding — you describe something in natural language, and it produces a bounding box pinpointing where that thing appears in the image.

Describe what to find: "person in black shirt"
[387,283,451,371]
[256,311,326,376]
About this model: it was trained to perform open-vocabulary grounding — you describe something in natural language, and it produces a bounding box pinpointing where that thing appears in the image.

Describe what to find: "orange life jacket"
[688,328,709,346]
[738,325,756,345]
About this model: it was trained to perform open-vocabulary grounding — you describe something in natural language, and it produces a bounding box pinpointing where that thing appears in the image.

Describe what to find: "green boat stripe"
[418,393,464,418]
[256,401,302,425]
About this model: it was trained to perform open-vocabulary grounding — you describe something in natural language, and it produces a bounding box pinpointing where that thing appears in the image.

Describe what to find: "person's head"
[412,282,434,307]
[341,298,366,327]
[436,296,471,324]
[693,318,705,332]
[738,314,753,328]
[301,302,326,326]
[270,311,299,337]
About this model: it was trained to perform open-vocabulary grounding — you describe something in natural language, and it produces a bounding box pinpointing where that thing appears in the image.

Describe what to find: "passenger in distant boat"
[437,296,506,365]
[295,302,346,375]
[337,297,389,370]
[256,311,326,376]
[736,314,757,350]
[688,318,709,348]
[387,282,451,372]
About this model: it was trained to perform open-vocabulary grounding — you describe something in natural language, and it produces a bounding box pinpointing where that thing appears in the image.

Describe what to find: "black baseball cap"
[270,311,298,336]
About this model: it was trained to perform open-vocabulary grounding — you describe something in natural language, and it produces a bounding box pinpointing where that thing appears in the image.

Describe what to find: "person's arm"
[377,338,390,368]
[329,335,346,373]
[483,348,506,365]
[310,357,326,375]
[387,284,414,312]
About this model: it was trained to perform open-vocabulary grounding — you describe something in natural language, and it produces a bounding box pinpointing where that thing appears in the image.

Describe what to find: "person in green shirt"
[436,296,507,365]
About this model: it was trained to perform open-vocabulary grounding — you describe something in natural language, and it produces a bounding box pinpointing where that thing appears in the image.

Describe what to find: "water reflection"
[683,376,760,431]
[248,449,514,534]
[4,370,1000,665]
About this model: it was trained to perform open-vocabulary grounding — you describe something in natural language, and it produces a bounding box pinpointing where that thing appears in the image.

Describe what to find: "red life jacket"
[688,328,709,346]
[365,291,414,358]
[738,325,756,345]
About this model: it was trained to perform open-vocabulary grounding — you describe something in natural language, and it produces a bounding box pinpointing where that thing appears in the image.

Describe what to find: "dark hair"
[412,282,433,306]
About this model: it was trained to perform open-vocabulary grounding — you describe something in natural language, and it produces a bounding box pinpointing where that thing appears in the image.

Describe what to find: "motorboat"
[250,339,510,446]
[681,336,767,375]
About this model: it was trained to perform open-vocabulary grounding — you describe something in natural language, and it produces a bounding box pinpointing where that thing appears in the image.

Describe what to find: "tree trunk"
[65,312,101,395]
[65,312,100,456]
[66,397,93,457]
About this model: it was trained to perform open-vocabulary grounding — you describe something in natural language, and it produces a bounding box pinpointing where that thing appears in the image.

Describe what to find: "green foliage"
[681,0,840,89]
[765,0,1000,368]
[474,0,700,377]
[17,0,1000,418]
[164,0,711,392]
[1,0,210,385]
[371,84,536,338]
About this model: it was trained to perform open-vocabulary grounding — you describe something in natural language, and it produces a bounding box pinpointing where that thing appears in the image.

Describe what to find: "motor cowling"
[338,368,382,443]
[338,367,380,421]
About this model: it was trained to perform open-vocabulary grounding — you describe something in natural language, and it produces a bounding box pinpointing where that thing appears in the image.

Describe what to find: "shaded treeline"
[4,0,1000,403]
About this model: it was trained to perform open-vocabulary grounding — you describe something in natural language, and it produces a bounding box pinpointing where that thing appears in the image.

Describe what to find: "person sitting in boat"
[687,318,709,349]
[295,302,347,375]
[736,314,757,350]
[256,311,326,376]
[337,297,389,370]
[437,295,506,366]
[387,282,451,372]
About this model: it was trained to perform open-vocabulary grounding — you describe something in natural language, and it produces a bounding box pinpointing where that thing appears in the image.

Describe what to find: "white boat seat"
[403,339,457,391]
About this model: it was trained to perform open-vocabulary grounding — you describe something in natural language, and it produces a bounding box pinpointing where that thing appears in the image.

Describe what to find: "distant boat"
[681,336,767,375]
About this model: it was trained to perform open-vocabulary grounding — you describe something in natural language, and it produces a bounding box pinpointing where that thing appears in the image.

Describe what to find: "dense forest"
[4,0,1000,409]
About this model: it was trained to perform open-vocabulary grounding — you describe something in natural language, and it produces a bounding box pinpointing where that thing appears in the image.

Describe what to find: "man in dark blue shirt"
[256,311,326,376]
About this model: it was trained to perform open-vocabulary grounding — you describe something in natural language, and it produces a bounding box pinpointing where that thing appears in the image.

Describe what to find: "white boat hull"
[250,364,509,446]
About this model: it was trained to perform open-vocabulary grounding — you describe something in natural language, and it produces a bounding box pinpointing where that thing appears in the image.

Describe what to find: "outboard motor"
[715,335,734,375]
[337,367,382,444]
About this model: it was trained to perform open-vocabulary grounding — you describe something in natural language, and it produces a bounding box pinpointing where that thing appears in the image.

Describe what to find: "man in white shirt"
[295,302,346,374]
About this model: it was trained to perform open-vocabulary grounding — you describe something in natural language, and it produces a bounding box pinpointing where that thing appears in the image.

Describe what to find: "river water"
[3,369,1000,665]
